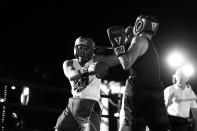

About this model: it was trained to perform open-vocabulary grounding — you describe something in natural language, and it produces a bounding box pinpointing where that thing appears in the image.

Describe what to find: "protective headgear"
[133,15,159,36]
[74,37,95,62]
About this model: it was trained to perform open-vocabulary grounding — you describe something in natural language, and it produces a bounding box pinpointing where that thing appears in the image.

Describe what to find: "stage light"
[0,97,5,103]
[11,85,16,90]
[167,52,184,68]
[114,112,120,118]
[20,86,30,106]
[12,112,18,119]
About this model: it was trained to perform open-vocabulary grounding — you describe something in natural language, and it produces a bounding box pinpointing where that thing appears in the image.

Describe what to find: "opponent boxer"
[107,15,170,131]
[54,36,119,131]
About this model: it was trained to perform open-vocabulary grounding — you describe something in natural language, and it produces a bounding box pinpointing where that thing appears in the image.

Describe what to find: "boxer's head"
[133,15,159,37]
[74,37,95,63]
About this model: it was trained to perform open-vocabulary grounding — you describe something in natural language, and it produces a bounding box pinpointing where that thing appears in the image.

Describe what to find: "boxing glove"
[107,26,126,56]
[88,62,108,79]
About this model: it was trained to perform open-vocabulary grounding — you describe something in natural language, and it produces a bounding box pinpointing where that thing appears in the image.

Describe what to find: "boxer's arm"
[63,60,81,81]
[107,26,145,70]
[118,36,148,70]
[101,55,120,67]
[94,46,120,67]
[94,54,120,67]
[63,60,108,81]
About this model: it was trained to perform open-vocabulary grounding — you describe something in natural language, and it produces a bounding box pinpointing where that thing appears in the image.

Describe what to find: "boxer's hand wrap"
[114,45,126,57]
[107,26,126,56]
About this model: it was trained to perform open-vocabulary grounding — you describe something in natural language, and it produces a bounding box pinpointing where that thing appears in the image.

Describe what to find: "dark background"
[1,1,197,131]
[1,1,197,87]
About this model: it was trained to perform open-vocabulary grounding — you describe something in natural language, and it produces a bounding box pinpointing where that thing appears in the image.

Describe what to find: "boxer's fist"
[88,62,108,79]
[107,26,126,56]
[107,26,126,47]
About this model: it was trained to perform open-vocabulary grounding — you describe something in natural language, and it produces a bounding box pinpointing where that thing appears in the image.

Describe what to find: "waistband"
[168,115,189,120]
[168,115,192,125]
[68,98,101,116]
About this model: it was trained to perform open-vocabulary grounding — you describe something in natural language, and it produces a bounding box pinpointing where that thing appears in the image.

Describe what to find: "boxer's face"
[77,45,92,63]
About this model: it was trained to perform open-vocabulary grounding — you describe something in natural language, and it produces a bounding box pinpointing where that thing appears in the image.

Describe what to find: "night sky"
[1,1,197,89]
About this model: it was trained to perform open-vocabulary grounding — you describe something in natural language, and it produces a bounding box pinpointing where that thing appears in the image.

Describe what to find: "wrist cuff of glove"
[114,45,126,57]
[79,66,89,77]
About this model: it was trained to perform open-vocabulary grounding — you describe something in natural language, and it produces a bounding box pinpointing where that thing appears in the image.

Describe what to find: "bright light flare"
[167,52,184,68]
[11,85,16,90]
[114,112,120,118]
[182,64,194,77]
[23,86,30,95]
[0,97,5,103]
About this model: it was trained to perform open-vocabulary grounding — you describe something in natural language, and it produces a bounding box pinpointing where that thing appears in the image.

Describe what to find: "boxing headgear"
[74,37,95,62]
[133,15,159,36]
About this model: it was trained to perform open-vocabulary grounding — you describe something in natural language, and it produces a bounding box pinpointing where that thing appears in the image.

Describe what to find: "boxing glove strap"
[114,45,126,57]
